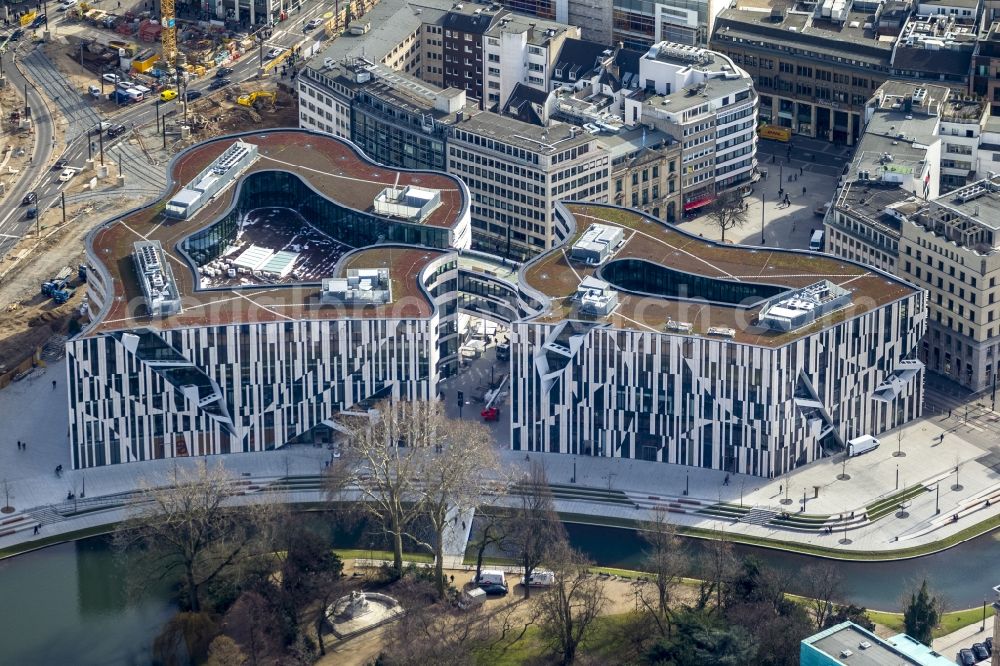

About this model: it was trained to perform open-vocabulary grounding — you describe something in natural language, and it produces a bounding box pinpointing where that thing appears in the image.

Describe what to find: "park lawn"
[334,548,434,564]
[473,612,641,666]
[867,605,995,638]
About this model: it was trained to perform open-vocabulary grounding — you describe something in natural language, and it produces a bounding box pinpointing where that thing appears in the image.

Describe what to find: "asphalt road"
[0,12,319,262]
[0,37,54,259]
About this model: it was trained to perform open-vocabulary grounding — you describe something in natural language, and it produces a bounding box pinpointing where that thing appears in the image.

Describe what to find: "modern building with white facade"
[512,203,925,477]
[624,42,758,210]
[70,131,923,479]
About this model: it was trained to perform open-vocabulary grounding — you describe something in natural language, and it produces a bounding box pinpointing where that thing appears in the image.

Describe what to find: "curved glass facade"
[600,258,786,306]
[182,170,454,268]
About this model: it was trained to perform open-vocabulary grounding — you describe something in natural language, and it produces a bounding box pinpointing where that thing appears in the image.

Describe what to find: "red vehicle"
[481,407,499,422]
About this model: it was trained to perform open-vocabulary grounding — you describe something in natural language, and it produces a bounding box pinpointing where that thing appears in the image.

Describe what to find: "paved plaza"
[681,135,850,251]
[1,350,999,561]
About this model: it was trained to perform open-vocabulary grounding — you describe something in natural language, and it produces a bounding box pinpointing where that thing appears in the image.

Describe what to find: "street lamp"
[571,456,576,484]
[684,471,689,496]
[760,191,765,244]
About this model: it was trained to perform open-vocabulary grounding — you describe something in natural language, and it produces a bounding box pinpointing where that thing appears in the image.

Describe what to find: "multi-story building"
[973,21,1000,116]
[896,177,1000,391]
[448,113,610,260]
[299,60,478,171]
[70,130,473,467]
[712,1,976,145]
[482,13,580,109]
[71,131,924,478]
[624,42,758,209]
[603,127,683,222]
[493,0,613,43]
[827,83,1000,391]
[440,4,509,105]
[511,202,925,477]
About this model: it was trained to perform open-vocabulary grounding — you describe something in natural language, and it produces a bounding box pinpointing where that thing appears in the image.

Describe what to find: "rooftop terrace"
[521,204,917,346]
[86,130,465,334]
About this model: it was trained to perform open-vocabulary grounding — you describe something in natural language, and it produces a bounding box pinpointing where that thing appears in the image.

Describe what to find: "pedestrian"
[799,166,803,175]
[52,379,56,390]
[802,186,806,195]
[850,510,854,519]
[779,484,782,494]
[16,440,20,450]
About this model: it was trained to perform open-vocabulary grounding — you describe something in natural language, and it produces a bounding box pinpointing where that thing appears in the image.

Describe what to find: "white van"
[87,84,101,99]
[809,230,824,251]
[521,570,556,588]
[847,435,879,457]
[476,570,507,587]
[126,88,144,102]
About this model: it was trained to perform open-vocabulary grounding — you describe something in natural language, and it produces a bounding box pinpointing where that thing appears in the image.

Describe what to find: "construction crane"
[160,0,177,67]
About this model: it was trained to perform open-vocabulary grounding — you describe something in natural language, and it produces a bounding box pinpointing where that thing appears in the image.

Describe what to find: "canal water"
[0,522,997,664]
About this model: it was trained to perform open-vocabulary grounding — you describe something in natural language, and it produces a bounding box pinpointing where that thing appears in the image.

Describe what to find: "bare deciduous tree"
[802,563,843,629]
[505,462,567,599]
[410,415,499,598]
[113,463,278,613]
[706,190,748,243]
[470,510,508,588]
[535,541,607,666]
[325,400,444,580]
[696,526,737,611]
[639,506,686,636]
[0,478,13,512]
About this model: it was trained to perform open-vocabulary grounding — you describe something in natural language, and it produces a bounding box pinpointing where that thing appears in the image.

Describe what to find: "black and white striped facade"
[67,317,440,468]
[508,296,926,478]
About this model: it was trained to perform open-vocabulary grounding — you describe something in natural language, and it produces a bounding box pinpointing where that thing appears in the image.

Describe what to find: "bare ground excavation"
[0,40,297,378]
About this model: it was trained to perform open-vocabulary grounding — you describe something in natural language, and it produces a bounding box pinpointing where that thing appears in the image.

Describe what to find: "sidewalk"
[2,357,1000,558]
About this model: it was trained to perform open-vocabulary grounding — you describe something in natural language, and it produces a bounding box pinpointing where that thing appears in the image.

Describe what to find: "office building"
[712,0,976,145]
[512,202,925,477]
[447,113,610,260]
[624,41,758,208]
[69,130,472,467]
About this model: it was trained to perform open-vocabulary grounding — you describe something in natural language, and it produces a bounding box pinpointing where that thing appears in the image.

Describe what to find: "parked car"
[22,191,36,205]
[496,340,510,361]
[58,0,77,10]
[973,644,990,661]
[986,637,994,655]
[304,18,323,30]
[159,89,178,101]
[58,168,77,183]
[958,648,976,666]
[215,66,234,78]
[208,78,231,90]
[107,124,127,138]
[478,582,508,595]
[102,72,123,84]
[185,90,202,101]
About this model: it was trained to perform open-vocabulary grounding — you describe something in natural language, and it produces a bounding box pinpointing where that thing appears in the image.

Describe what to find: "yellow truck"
[758,124,792,142]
